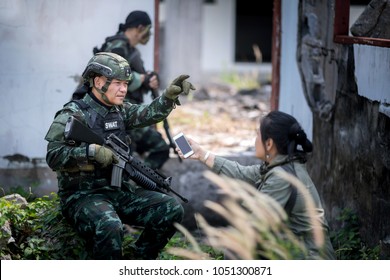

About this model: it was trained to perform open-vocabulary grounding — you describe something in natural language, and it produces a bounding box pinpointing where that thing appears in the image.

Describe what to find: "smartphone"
[173,132,194,158]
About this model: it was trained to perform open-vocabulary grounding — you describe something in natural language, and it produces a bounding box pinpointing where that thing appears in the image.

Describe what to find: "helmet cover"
[82,52,132,82]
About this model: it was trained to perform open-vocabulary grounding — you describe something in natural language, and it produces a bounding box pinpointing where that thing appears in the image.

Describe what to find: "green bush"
[330,208,380,260]
[1,192,380,260]
[0,193,87,259]
[0,193,220,260]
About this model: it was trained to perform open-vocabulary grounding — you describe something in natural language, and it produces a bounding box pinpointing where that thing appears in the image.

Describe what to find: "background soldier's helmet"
[82,52,132,82]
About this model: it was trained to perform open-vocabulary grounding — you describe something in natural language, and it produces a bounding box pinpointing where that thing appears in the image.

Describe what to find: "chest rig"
[71,98,128,146]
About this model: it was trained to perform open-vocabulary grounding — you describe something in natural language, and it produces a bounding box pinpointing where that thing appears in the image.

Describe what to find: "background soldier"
[93,10,170,171]
[45,52,195,259]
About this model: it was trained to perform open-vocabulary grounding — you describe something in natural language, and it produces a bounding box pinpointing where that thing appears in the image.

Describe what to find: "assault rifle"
[64,116,188,203]
[151,89,182,163]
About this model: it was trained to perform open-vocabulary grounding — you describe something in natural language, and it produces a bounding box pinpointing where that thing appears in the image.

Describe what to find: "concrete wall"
[354,45,390,105]
[278,0,313,140]
[0,0,156,195]
[159,0,272,87]
[290,0,390,256]
[278,1,390,140]
[1,0,273,197]
[0,0,155,165]
[201,0,235,73]
[0,0,274,167]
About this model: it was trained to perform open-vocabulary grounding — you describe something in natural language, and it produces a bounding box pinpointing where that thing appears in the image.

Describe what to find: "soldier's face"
[105,78,128,105]
[94,76,128,106]
[139,25,152,45]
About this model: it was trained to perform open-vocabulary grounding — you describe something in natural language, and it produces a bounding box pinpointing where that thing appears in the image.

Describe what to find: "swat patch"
[104,120,119,131]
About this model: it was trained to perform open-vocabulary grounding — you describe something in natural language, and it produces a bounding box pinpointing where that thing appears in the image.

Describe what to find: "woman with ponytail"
[177,110,335,259]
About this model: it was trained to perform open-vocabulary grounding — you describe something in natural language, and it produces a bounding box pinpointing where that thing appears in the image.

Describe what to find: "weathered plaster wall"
[0,0,155,194]
[309,45,390,253]
[0,0,155,162]
[295,0,390,257]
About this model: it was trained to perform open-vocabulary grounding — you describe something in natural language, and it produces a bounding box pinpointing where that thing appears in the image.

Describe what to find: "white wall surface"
[201,0,271,76]
[278,0,390,139]
[201,0,235,73]
[349,5,390,108]
[159,0,271,80]
[278,0,313,140]
[0,0,155,164]
[354,45,390,104]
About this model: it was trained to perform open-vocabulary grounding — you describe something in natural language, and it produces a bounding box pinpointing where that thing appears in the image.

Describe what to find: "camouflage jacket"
[44,92,175,207]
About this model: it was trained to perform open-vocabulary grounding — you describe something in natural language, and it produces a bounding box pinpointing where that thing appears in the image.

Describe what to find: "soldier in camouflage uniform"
[45,52,195,259]
[93,10,169,171]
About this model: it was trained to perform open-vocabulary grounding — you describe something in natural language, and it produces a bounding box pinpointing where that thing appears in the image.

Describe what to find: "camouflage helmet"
[82,52,132,82]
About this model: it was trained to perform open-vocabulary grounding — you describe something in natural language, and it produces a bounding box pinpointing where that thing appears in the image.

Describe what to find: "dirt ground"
[157,82,272,157]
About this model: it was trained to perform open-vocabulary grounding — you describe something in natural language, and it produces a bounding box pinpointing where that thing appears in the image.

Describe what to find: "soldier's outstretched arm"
[162,74,196,104]
[122,75,196,129]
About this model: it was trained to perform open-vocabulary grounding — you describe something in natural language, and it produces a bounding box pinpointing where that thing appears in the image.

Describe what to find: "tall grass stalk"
[169,170,326,259]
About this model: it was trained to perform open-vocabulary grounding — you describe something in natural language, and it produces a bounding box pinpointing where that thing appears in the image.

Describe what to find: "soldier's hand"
[143,71,159,90]
[89,144,118,168]
[163,75,196,102]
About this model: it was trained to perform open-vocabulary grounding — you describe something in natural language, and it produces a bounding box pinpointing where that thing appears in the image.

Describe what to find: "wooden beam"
[333,0,350,37]
[154,0,160,72]
[334,35,390,48]
[271,0,281,111]
[333,0,390,47]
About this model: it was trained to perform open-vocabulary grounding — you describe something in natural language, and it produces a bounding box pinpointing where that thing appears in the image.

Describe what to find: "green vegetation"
[0,182,381,260]
[0,184,37,202]
[330,208,380,260]
[0,192,221,260]
[220,70,261,91]
[0,193,87,259]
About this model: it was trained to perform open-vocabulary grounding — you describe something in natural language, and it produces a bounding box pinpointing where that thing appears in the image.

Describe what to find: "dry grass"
[168,170,326,260]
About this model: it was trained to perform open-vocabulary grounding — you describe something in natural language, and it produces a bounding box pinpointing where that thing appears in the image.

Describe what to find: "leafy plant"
[330,208,380,260]
[0,193,87,260]
[0,192,220,260]
[0,184,37,202]
[1,186,381,260]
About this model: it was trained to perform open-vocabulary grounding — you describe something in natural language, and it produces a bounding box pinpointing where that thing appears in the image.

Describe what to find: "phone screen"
[175,135,192,154]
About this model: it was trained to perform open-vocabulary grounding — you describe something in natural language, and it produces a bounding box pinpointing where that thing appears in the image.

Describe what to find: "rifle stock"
[64,116,188,203]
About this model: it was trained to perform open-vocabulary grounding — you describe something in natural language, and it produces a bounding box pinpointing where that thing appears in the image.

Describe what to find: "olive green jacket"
[96,32,145,100]
[212,154,336,259]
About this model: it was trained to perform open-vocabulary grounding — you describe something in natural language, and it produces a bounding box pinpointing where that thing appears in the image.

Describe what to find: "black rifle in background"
[64,116,188,203]
[151,89,182,163]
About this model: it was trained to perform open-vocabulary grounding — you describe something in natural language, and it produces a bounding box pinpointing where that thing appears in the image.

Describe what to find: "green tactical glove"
[89,144,118,168]
[163,74,196,103]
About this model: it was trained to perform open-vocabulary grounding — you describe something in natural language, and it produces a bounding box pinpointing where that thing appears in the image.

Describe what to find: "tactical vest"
[70,98,128,146]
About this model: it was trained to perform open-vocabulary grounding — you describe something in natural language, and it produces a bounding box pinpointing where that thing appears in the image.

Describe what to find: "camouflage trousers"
[129,126,170,170]
[62,188,184,260]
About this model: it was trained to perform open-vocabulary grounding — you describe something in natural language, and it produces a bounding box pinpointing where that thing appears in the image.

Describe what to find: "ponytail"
[288,123,313,155]
[260,111,313,157]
